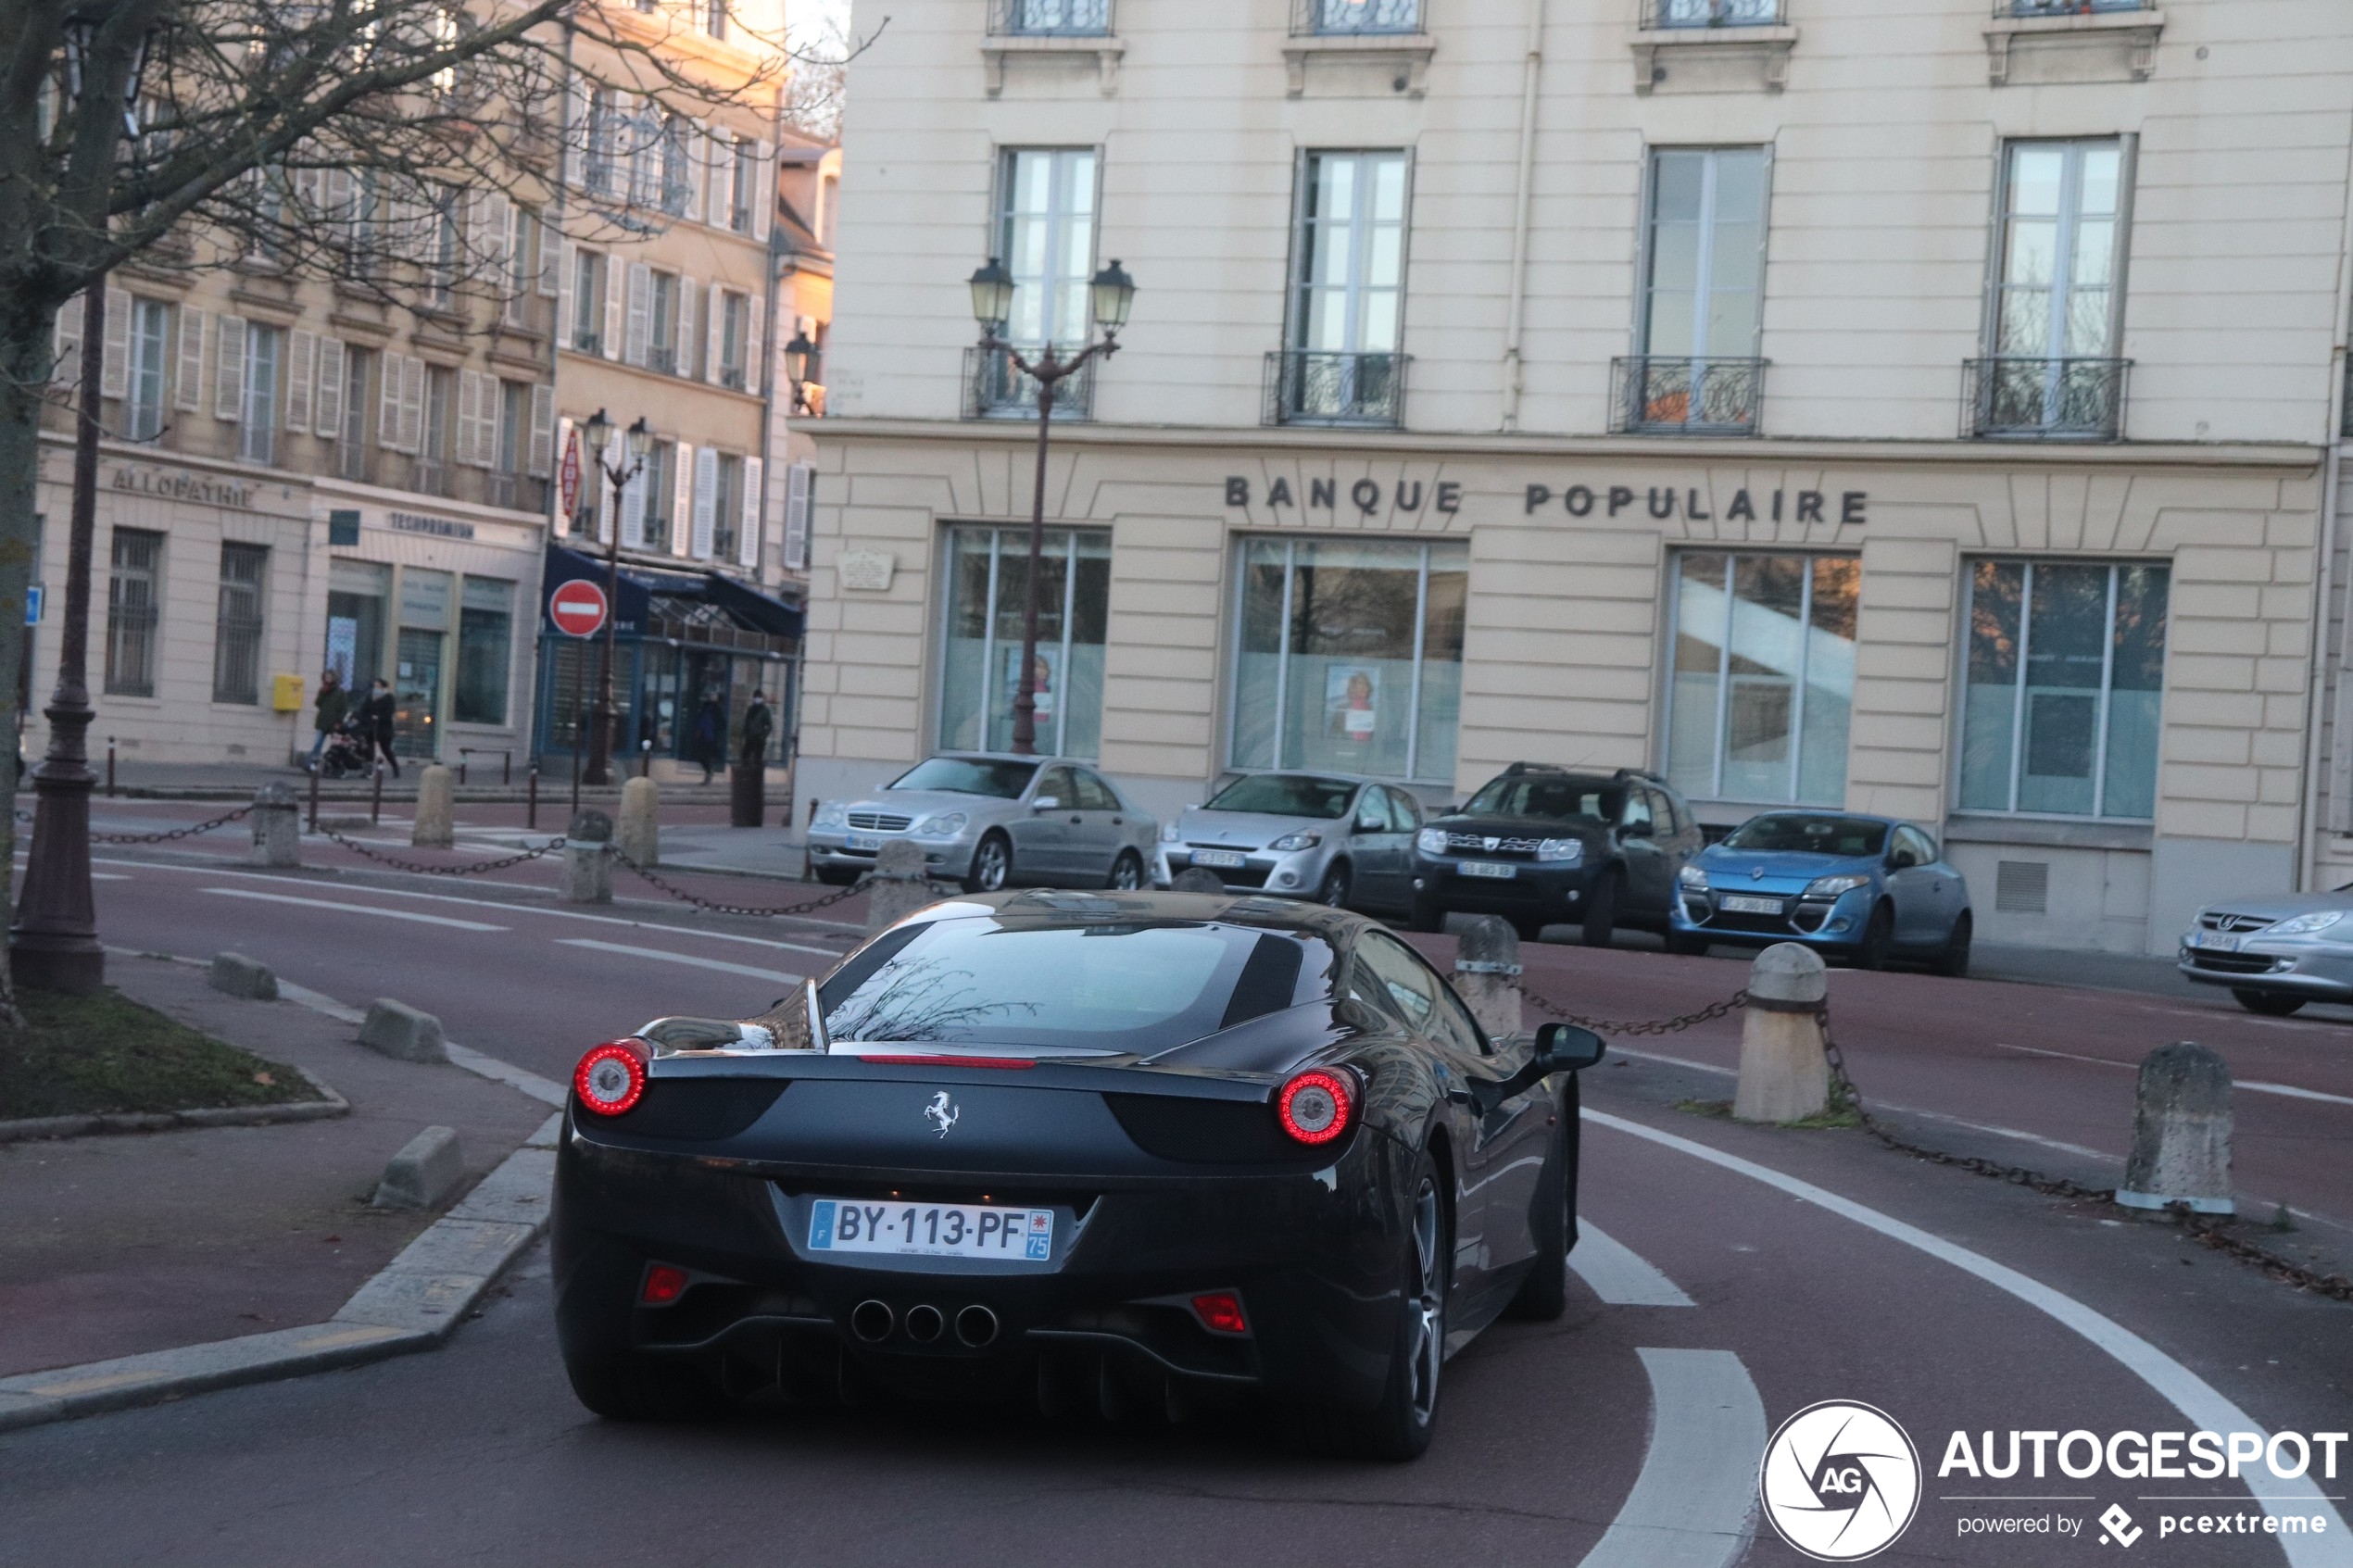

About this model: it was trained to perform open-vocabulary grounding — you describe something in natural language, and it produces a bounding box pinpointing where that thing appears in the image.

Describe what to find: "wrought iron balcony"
[1643,0,1781,26]
[1292,0,1423,37]
[963,345,1096,421]
[1611,357,1767,436]
[1963,358,2130,440]
[1264,350,1408,428]
[988,0,1113,35]
[1999,0,2149,15]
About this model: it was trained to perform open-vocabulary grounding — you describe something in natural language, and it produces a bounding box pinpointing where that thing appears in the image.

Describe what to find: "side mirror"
[1534,1022,1605,1073]
[1355,816,1383,834]
[1031,796,1061,812]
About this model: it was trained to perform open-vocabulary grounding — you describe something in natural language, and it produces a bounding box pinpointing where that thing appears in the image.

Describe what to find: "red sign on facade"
[549,579,609,638]
[559,426,583,519]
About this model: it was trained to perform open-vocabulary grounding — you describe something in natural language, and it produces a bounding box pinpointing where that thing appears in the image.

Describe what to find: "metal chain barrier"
[319,828,573,877]
[1525,977,2353,1303]
[90,804,254,844]
[612,849,894,918]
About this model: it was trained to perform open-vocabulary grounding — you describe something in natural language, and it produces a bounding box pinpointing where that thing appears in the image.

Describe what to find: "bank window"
[938,524,1110,759]
[999,148,1098,349]
[455,576,514,725]
[1666,554,1858,806]
[240,323,279,464]
[128,298,170,442]
[1229,536,1466,785]
[1958,560,2167,821]
[1626,146,1767,435]
[1277,150,1409,427]
[212,542,267,705]
[106,528,163,697]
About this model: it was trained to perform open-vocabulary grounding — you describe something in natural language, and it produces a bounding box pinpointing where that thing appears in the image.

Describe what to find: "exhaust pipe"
[849,1299,895,1343]
[904,1304,945,1343]
[955,1304,1000,1348]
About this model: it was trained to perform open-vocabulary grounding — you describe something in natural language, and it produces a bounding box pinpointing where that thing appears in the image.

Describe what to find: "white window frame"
[1289,148,1410,358]
[239,323,280,464]
[996,147,1101,350]
[1636,145,1770,364]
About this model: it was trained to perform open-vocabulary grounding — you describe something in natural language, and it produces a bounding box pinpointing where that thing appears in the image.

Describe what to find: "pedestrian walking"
[692,694,726,784]
[740,689,774,766]
[305,669,347,771]
[359,678,400,778]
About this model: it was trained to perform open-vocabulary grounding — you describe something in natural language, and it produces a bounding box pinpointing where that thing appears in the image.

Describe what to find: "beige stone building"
[796,0,2353,955]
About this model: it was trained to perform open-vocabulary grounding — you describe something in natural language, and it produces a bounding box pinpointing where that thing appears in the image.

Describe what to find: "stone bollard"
[1453,915,1524,1044]
[1733,942,1831,1123]
[1172,868,1226,895]
[2116,1042,2234,1215]
[248,781,301,869]
[564,809,614,904]
[618,775,660,867]
[410,764,455,849]
[371,1126,463,1210]
[208,952,278,1001]
[359,998,447,1063]
[865,839,937,934]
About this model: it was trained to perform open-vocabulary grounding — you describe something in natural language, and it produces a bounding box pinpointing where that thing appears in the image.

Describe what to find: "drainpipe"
[1498,0,1547,433]
[2296,117,2353,893]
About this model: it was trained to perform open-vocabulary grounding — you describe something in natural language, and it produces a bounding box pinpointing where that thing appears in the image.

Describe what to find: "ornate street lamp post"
[968,257,1135,757]
[578,409,651,787]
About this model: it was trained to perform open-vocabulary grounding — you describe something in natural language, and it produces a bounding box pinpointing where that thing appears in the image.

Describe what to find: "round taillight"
[1277,1068,1353,1147]
[574,1039,649,1116]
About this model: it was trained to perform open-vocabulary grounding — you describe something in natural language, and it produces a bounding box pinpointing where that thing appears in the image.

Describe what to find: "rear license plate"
[1718,894,1783,915]
[1458,861,1516,881]
[2189,931,2239,952]
[1190,849,1247,870]
[848,833,886,851]
[808,1198,1054,1261]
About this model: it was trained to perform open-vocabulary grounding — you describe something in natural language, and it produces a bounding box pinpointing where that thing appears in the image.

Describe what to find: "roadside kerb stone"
[359,998,447,1063]
[1733,943,1831,1123]
[0,1323,431,1432]
[248,782,301,869]
[333,1214,543,1339]
[410,765,456,848]
[372,1125,464,1210]
[208,951,278,1000]
[2116,1040,2235,1216]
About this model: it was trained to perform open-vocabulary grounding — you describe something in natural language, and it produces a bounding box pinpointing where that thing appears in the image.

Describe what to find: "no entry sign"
[549,579,609,638]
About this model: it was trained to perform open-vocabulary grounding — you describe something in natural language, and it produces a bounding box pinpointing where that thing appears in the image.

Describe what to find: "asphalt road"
[4,824,2349,1567]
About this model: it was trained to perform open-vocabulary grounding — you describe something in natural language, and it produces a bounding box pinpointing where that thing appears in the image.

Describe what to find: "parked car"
[1408,765,1705,947]
[2179,890,2353,1014]
[1670,811,1972,972]
[806,753,1160,893]
[1160,771,1424,911]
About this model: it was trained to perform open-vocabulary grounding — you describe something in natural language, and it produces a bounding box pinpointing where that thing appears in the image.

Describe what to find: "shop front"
[796,426,2325,955]
[534,545,801,777]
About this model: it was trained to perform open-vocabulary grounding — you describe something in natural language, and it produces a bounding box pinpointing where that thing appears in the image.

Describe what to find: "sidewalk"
[0,955,550,1379]
[88,758,796,809]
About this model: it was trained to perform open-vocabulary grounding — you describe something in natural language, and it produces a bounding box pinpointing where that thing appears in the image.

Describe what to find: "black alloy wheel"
[1299,1156,1446,1461]
[1851,902,1894,971]
[1580,873,1620,949]
[963,833,1013,895]
[1933,911,1973,978]
[1316,862,1353,908]
[1107,849,1145,891]
[2233,988,2308,1017]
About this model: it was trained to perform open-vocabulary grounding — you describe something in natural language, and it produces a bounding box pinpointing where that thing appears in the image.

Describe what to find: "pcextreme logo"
[1759,1400,1924,1562]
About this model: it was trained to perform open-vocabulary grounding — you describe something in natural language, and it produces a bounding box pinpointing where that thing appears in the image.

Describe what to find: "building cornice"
[799,417,2324,474]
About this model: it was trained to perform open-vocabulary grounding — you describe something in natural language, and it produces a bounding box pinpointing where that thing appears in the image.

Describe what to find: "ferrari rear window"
[1723,814,1888,856]
[820,920,1305,1053]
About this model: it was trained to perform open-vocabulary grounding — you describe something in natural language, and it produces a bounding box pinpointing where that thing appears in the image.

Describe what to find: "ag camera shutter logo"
[1759,1400,1922,1561]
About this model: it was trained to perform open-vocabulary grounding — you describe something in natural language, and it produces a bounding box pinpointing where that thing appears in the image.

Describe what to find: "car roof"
[900,888,1373,941]
[1736,809,1910,828]
[1214,769,1377,785]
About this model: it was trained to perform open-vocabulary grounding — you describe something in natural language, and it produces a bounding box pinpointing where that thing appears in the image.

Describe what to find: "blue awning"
[541,546,802,642]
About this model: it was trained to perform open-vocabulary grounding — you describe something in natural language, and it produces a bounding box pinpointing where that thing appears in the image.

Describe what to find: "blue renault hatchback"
[1668,811,1973,973]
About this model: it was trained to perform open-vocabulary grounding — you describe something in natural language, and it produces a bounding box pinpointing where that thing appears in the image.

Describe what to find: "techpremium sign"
[1760,1400,1923,1562]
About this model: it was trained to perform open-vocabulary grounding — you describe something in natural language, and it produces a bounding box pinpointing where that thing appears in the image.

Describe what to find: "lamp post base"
[11,704,106,995]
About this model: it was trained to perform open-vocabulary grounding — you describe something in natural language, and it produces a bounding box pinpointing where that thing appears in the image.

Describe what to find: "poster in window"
[1327,666,1379,743]
[326,617,358,687]
[1004,646,1060,722]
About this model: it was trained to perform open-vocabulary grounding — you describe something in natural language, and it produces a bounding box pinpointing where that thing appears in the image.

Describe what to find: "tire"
[1933,911,1973,978]
[1302,1156,1446,1461]
[1851,902,1894,971]
[814,865,859,887]
[1409,895,1445,934]
[1665,929,1709,957]
[1505,1111,1570,1322]
[1107,849,1145,891]
[1513,917,1548,944]
[963,833,1013,895]
[1580,873,1620,949]
[2233,988,2307,1017]
[1315,862,1353,908]
[563,1351,723,1423]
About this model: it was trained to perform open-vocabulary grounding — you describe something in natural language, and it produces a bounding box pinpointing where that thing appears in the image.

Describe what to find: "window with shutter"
[677,277,698,379]
[315,338,345,437]
[529,385,556,478]
[783,460,812,571]
[621,457,647,548]
[603,273,623,361]
[705,288,726,386]
[455,370,480,466]
[175,308,204,412]
[691,446,718,558]
[752,141,773,243]
[53,295,84,388]
[215,315,246,420]
[379,354,404,449]
[286,329,315,432]
[741,456,764,571]
[746,295,763,396]
[623,262,651,366]
[672,442,696,557]
[100,287,131,399]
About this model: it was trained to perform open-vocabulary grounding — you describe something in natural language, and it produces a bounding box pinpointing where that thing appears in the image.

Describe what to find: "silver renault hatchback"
[1159,771,1423,913]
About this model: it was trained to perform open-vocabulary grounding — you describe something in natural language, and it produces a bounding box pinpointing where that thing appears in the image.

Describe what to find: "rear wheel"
[1580,874,1620,949]
[963,833,1013,895]
[1107,849,1145,891]
[814,865,859,887]
[2233,988,2307,1017]
[1505,1113,1570,1322]
[1851,902,1894,971]
[563,1351,723,1423]
[1933,911,1973,978]
[1409,895,1445,934]
[1316,862,1353,908]
[1665,929,1709,957]
[1293,1156,1446,1461]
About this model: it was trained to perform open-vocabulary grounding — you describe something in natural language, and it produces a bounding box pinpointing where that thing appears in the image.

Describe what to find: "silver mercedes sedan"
[2179,889,2353,1015]
[1159,771,1424,913]
[808,753,1163,893]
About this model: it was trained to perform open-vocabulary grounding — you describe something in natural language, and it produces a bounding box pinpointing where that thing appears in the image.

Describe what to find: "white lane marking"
[1997,1044,2353,1108]
[555,937,802,986]
[1568,1222,1695,1308]
[1576,1348,1763,1568]
[1583,1107,2353,1563]
[91,872,130,881]
[90,855,852,958]
[197,887,508,931]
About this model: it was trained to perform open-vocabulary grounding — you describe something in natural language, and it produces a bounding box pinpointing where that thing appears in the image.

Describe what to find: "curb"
[0,961,570,1436]
[0,1059,350,1147]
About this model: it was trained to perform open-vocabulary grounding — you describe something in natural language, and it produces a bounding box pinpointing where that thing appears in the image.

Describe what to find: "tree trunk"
[0,300,59,1033]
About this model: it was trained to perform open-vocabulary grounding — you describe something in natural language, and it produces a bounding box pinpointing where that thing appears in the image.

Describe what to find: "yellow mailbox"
[271,673,306,713]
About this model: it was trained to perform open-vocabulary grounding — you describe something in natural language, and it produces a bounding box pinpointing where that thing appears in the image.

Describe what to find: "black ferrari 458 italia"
[552,888,1604,1459]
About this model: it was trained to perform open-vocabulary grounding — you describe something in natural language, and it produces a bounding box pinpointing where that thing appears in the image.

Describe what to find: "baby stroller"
[316,714,375,780]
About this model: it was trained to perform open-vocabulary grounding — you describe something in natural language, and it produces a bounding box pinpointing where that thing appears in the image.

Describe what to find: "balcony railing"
[1611,357,1767,436]
[1643,0,1780,27]
[1264,350,1408,428]
[964,345,1096,420]
[648,345,677,376]
[1291,0,1423,37]
[1999,0,2150,15]
[988,0,1113,35]
[1964,358,2130,440]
